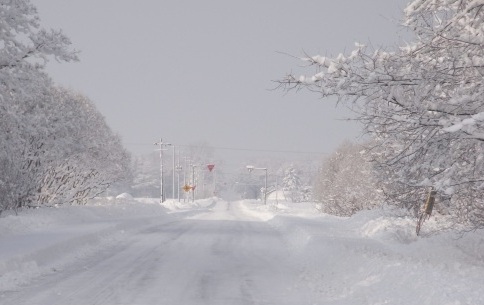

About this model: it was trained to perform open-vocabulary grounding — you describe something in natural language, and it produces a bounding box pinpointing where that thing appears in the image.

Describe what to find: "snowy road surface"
[1,198,484,305]
[1,200,315,305]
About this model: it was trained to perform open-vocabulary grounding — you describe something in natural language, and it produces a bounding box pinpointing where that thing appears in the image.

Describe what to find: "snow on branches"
[278,0,484,228]
[313,141,381,217]
[0,1,130,213]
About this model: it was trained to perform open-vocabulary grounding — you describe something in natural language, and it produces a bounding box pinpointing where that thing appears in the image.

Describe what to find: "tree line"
[0,1,131,214]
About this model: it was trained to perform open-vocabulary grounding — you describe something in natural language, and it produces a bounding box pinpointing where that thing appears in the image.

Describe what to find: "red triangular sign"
[207,164,215,172]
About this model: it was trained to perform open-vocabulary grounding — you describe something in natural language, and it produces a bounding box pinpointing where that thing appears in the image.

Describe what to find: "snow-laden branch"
[276,0,484,228]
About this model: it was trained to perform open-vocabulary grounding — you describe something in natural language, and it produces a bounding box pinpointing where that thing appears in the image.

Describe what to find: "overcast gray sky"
[34,0,409,166]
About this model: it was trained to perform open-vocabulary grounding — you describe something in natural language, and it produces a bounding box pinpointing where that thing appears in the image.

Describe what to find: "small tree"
[282,166,303,202]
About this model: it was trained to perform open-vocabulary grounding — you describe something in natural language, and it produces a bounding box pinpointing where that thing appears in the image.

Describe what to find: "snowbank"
[0,200,172,291]
[0,196,220,291]
[238,200,484,304]
[160,197,217,212]
[115,192,134,200]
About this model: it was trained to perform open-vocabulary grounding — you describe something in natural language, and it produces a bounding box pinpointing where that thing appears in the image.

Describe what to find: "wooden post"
[424,189,437,216]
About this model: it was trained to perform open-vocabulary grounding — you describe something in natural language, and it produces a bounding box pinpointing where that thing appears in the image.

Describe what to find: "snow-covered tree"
[278,0,484,227]
[0,0,78,212]
[0,0,77,104]
[2,86,132,207]
[313,141,382,216]
[0,1,133,212]
[282,166,303,202]
[35,87,132,205]
[131,153,160,198]
[0,0,77,210]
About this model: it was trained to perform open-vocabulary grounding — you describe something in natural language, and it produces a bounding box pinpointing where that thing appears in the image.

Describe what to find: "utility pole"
[192,164,197,203]
[154,138,171,203]
[184,157,189,202]
[176,150,182,202]
[172,145,175,202]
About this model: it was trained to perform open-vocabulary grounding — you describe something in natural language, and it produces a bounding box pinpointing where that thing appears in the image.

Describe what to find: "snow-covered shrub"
[313,141,382,216]
[31,87,132,206]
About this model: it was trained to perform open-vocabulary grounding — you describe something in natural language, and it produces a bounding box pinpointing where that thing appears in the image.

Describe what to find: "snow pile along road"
[0,198,483,304]
[240,201,484,304]
[0,198,177,291]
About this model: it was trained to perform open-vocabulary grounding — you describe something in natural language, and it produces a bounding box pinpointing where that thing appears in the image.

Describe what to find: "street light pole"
[154,138,164,203]
[246,165,268,205]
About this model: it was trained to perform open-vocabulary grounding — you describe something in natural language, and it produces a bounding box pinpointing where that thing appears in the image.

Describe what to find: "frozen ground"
[1,197,483,305]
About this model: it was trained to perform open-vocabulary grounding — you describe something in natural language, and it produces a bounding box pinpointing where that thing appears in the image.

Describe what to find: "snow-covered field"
[1,197,483,304]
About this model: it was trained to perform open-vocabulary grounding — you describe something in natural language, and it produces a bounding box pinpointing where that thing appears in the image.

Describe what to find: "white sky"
[34,0,409,165]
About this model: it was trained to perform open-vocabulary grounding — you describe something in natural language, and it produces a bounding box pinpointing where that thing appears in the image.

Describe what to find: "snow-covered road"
[1,198,484,305]
[1,200,316,305]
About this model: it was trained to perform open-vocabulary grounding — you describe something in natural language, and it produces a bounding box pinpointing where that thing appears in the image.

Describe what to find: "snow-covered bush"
[313,141,382,216]
[278,0,484,228]
[33,87,132,206]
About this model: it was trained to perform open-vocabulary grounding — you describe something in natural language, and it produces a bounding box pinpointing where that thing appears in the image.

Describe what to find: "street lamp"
[246,165,268,205]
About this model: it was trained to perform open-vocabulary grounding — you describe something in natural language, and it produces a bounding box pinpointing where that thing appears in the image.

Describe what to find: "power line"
[126,142,329,155]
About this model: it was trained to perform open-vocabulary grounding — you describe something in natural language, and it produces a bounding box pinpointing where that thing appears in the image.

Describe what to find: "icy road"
[1,198,484,305]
